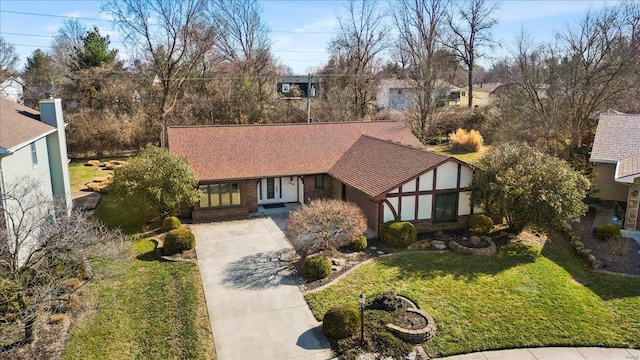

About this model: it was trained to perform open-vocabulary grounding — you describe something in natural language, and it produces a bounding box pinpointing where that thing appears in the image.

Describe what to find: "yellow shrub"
[449,128,483,153]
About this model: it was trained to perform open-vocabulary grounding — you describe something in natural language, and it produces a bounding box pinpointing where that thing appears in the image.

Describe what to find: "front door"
[258,178,280,205]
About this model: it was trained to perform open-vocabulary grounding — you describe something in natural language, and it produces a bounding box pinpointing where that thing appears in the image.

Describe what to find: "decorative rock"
[85,160,100,167]
[481,236,492,242]
[376,251,384,255]
[470,236,481,246]
[449,239,497,256]
[431,240,446,250]
[574,241,584,248]
[370,246,377,250]
[586,254,596,263]
[592,260,603,270]
[571,235,581,242]
[332,258,346,266]
[580,248,592,256]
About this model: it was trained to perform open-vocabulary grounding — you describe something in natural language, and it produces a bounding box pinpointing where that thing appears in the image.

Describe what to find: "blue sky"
[0,0,614,74]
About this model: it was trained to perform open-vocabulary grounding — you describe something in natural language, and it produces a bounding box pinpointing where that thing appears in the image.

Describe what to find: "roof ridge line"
[168,120,400,129]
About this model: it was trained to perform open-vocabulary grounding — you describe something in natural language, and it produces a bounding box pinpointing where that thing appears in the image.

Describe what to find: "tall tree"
[392,0,450,141]
[328,0,388,119]
[204,0,276,123]
[51,19,87,74]
[22,49,57,105]
[444,0,498,107]
[70,26,119,71]
[104,0,215,146]
[0,36,20,76]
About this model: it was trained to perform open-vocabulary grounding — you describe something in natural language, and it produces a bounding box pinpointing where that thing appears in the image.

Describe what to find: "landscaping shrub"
[301,255,332,281]
[322,305,360,339]
[449,128,483,153]
[380,221,417,248]
[469,214,493,234]
[162,216,182,231]
[366,292,404,312]
[595,224,622,241]
[348,235,367,252]
[163,228,196,255]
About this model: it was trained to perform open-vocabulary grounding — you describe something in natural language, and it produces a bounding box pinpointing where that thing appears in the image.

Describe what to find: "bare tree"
[553,4,640,149]
[0,36,20,75]
[444,0,498,107]
[392,0,450,141]
[328,0,388,119]
[0,176,123,347]
[51,19,87,75]
[104,0,215,146]
[205,0,275,122]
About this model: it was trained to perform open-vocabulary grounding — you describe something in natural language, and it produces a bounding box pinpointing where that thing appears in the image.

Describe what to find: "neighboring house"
[589,113,640,230]
[168,121,479,235]
[458,82,503,108]
[0,76,25,104]
[377,78,453,111]
[0,97,72,214]
[377,79,415,111]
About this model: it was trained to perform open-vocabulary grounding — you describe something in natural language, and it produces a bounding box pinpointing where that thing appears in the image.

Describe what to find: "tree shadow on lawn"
[223,249,297,289]
[376,243,540,282]
[541,235,640,300]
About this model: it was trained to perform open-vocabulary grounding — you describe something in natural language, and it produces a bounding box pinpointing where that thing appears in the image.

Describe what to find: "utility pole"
[306,73,314,123]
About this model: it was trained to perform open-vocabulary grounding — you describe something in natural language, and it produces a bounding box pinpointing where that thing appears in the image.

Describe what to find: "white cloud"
[294,17,337,33]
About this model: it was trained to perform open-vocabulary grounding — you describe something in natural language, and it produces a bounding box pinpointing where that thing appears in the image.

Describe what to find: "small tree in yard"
[0,177,124,347]
[286,199,367,256]
[110,145,199,218]
[471,143,590,233]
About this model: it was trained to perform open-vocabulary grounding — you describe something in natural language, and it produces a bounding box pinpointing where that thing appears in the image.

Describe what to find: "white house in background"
[377,78,456,111]
[0,77,25,104]
[0,97,72,214]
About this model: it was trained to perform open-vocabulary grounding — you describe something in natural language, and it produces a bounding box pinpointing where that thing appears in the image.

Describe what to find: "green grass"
[63,239,215,360]
[305,239,640,357]
[68,159,119,192]
[94,194,157,235]
[429,144,490,165]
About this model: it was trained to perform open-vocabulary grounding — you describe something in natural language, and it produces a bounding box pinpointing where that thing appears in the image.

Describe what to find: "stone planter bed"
[385,296,437,344]
[449,236,497,256]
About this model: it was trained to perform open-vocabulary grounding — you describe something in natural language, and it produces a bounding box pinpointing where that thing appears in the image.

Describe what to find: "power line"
[0,9,338,35]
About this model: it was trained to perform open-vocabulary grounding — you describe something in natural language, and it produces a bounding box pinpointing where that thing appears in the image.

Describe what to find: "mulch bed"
[571,208,640,275]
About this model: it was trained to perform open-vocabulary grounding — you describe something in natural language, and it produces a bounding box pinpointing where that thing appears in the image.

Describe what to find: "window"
[315,174,324,189]
[199,183,241,208]
[461,91,466,97]
[30,143,38,167]
[434,193,456,221]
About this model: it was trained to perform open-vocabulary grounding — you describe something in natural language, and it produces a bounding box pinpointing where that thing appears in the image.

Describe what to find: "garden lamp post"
[358,292,365,343]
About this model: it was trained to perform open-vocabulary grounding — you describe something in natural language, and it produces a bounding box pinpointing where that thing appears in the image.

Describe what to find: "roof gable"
[0,97,55,151]
[590,113,640,163]
[168,121,424,181]
[328,135,450,198]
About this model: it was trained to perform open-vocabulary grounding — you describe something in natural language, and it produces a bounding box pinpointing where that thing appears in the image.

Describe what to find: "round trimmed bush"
[322,305,360,339]
[348,235,367,252]
[469,214,493,234]
[595,224,621,241]
[380,221,416,248]
[163,228,195,255]
[301,255,332,281]
[163,216,182,231]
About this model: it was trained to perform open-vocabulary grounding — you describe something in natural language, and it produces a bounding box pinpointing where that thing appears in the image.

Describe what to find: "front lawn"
[305,237,640,357]
[63,238,215,360]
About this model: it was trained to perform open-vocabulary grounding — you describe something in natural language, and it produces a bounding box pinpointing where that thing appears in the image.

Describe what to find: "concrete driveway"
[192,215,333,360]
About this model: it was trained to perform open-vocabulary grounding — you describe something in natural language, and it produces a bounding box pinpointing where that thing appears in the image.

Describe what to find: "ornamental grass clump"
[449,128,483,153]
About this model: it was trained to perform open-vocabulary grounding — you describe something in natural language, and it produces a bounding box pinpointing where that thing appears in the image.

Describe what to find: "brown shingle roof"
[591,114,640,162]
[0,97,55,151]
[617,154,640,179]
[459,82,503,93]
[328,135,450,198]
[167,121,424,181]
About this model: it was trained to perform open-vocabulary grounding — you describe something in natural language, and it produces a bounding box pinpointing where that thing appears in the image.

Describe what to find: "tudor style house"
[590,113,640,230]
[168,121,479,235]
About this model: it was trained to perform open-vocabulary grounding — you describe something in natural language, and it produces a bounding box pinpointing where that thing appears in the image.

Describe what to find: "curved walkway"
[438,347,640,360]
